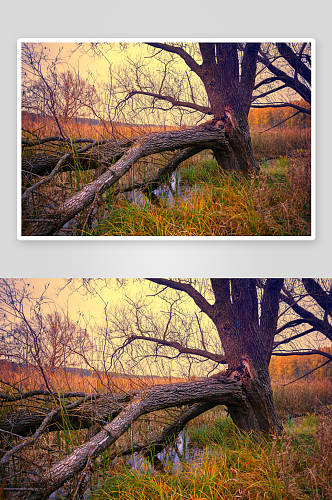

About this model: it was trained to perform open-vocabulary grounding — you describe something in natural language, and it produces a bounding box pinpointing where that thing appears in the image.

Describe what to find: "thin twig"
[259,111,301,134]
[0,389,91,402]
[283,359,332,386]
[72,457,92,500]
[22,140,100,200]
[0,394,97,467]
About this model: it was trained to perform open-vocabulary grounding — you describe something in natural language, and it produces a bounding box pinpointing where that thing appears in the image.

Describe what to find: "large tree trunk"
[0,393,131,437]
[210,278,283,434]
[198,43,260,173]
[226,364,281,434]
[145,278,283,435]
[212,112,258,173]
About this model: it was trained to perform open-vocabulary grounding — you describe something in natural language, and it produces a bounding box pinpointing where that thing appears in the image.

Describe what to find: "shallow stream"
[57,172,195,236]
[48,431,204,499]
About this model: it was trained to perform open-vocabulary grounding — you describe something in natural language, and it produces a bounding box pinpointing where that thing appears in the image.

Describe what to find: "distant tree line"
[248,99,311,129]
[270,346,332,380]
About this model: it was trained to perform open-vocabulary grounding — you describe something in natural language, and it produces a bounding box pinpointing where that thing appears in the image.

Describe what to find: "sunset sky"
[20,41,302,127]
[1,279,328,378]
[25,277,137,320]
[34,42,128,81]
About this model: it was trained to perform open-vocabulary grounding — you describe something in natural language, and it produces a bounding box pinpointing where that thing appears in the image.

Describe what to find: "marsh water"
[126,172,189,207]
[123,431,204,474]
[58,172,194,236]
[48,431,204,499]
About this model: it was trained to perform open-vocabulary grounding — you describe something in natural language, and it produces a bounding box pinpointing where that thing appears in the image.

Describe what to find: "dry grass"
[93,412,332,500]
[21,115,312,237]
[1,361,331,500]
[251,127,311,160]
[93,153,311,237]
[272,379,332,419]
[22,113,177,142]
[0,361,185,396]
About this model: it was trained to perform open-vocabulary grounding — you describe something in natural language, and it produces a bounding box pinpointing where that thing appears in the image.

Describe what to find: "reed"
[272,379,332,419]
[22,116,311,237]
[90,153,311,237]
[93,413,332,500]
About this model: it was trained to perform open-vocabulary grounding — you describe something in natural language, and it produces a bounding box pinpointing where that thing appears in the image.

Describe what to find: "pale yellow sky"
[21,41,302,127]
[2,279,328,377]
[14,278,211,376]
[23,42,178,88]
[26,278,130,320]
[38,42,127,81]
[21,41,192,125]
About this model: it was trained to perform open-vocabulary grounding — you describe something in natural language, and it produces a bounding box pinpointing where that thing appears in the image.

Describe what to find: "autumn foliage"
[248,99,311,130]
[270,347,332,381]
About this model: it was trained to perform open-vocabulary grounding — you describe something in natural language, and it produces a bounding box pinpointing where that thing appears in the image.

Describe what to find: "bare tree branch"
[18,378,243,500]
[123,90,211,115]
[147,279,215,319]
[283,359,332,386]
[145,43,202,76]
[122,334,226,364]
[23,126,228,236]
[273,350,332,361]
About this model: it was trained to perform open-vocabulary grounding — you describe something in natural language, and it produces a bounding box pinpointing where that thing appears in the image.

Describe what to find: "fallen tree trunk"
[10,377,244,499]
[103,401,218,468]
[0,392,131,437]
[22,137,133,176]
[22,126,230,236]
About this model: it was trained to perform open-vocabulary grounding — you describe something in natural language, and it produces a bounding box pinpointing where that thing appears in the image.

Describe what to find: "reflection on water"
[57,432,204,500]
[127,173,192,208]
[56,173,193,236]
[121,431,204,475]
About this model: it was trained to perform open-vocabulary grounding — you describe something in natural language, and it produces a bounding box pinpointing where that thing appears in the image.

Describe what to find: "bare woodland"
[21,42,312,236]
[0,278,331,499]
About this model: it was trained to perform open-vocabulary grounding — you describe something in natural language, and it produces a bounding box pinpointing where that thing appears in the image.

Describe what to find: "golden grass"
[251,127,311,159]
[93,412,332,500]
[22,113,177,142]
[92,154,311,237]
[272,379,332,419]
[0,361,185,396]
[21,116,311,237]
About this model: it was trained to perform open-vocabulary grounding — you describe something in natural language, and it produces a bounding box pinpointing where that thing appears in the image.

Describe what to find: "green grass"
[91,413,332,500]
[22,126,311,237]
[85,155,311,237]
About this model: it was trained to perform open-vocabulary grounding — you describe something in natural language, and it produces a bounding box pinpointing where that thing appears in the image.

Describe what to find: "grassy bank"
[1,366,331,499]
[93,412,332,500]
[88,152,311,236]
[89,380,332,500]
[22,125,311,237]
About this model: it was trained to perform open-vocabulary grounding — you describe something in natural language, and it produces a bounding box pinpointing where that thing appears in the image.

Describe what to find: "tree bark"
[0,393,130,437]
[12,378,244,499]
[209,279,283,434]
[148,278,283,435]
[23,126,229,236]
[197,43,260,173]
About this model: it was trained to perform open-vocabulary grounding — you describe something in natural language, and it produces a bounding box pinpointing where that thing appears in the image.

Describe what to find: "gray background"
[1,0,329,278]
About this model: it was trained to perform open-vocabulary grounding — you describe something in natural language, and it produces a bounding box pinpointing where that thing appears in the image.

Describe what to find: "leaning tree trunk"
[226,360,281,434]
[11,378,244,500]
[22,127,229,236]
[211,278,283,434]
[198,42,260,173]
[212,111,258,173]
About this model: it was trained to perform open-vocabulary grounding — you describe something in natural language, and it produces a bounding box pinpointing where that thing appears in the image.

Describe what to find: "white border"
[17,38,316,241]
